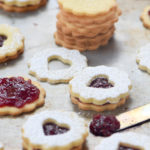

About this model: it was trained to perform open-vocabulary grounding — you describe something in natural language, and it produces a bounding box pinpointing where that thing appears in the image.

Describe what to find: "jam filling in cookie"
[0,35,7,47]
[89,77,113,88]
[119,145,141,150]
[43,122,69,136]
[90,114,120,137]
[148,10,150,16]
[0,77,40,108]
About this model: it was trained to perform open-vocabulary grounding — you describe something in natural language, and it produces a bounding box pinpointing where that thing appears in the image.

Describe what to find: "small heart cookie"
[28,48,87,84]
[22,110,88,150]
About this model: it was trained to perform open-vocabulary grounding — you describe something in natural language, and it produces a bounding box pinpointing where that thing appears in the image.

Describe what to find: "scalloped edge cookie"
[28,48,87,84]
[58,0,118,17]
[0,0,47,12]
[0,24,24,63]
[22,110,88,150]
[140,6,150,29]
[136,43,150,74]
[95,132,150,150]
[69,66,132,111]
[0,77,45,116]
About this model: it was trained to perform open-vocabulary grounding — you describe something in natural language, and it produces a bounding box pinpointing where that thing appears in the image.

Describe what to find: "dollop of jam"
[0,77,40,108]
[90,114,120,137]
[43,122,69,136]
[89,77,113,88]
[0,35,7,47]
[119,145,141,150]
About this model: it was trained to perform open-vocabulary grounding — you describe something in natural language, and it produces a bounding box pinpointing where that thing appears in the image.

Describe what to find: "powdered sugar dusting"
[28,48,87,84]
[69,66,132,105]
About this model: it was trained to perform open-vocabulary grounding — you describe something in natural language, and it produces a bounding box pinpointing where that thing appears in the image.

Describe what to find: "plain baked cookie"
[58,0,118,16]
[136,43,150,74]
[140,6,150,29]
[28,48,87,84]
[69,66,132,112]
[22,110,88,150]
[0,24,24,63]
[95,132,150,150]
[0,0,47,12]
[0,77,45,116]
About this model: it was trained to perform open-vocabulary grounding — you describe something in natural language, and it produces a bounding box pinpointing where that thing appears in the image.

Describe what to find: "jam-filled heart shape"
[43,122,69,136]
[0,35,7,47]
[119,145,142,150]
[89,77,113,88]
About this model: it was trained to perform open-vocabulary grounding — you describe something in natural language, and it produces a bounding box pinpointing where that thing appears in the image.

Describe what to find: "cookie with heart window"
[0,24,24,63]
[0,76,45,116]
[95,132,150,150]
[22,110,88,150]
[0,0,47,12]
[69,66,132,112]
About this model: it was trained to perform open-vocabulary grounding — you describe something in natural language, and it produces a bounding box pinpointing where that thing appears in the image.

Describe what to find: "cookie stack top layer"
[58,0,117,16]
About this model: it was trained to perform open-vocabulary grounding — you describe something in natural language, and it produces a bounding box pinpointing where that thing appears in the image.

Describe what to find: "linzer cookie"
[140,6,150,29]
[136,44,150,74]
[22,110,88,150]
[69,66,132,112]
[0,0,47,12]
[28,48,87,84]
[0,77,45,116]
[95,132,150,150]
[0,24,24,63]
[55,0,121,51]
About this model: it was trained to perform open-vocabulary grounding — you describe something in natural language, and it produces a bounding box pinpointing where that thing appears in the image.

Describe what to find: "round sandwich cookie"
[28,48,87,84]
[69,66,132,112]
[95,132,150,150]
[0,24,24,63]
[0,0,47,12]
[0,76,45,116]
[22,110,88,150]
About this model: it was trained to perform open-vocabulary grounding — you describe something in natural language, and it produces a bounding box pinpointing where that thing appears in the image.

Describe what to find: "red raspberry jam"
[0,35,7,47]
[119,145,141,150]
[90,114,120,137]
[89,77,113,88]
[43,122,69,136]
[148,10,150,16]
[0,77,40,108]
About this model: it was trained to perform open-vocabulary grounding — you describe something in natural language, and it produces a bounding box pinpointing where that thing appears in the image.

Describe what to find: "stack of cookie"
[55,0,121,51]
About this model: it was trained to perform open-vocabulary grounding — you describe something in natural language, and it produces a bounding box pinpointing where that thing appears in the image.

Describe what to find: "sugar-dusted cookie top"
[0,24,24,63]
[95,132,150,150]
[136,43,150,74]
[69,66,132,105]
[58,0,118,16]
[28,48,87,84]
[22,110,88,150]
